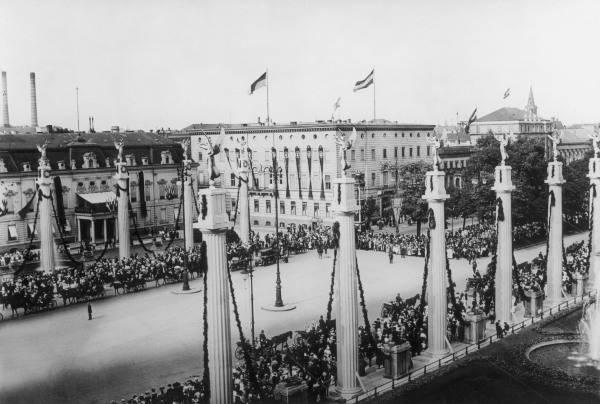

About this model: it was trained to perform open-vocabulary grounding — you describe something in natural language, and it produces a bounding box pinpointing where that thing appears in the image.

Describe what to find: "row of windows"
[253,199,331,217]
[352,145,430,161]
[231,173,332,189]
[208,131,432,144]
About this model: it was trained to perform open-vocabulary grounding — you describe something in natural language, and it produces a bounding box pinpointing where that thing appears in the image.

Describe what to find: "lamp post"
[179,163,191,292]
[271,147,283,307]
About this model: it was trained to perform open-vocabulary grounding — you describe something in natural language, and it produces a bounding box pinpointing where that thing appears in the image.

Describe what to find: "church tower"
[524,86,538,121]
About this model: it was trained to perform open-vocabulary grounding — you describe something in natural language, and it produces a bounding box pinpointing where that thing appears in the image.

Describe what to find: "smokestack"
[1,71,9,127]
[30,72,38,128]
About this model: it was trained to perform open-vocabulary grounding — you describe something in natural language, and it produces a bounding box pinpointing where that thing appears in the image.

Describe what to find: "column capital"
[198,186,229,231]
[545,161,565,185]
[422,170,449,202]
[492,165,515,193]
[588,157,600,180]
[332,176,356,214]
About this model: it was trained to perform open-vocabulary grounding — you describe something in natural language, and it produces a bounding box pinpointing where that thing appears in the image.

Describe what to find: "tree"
[563,152,592,228]
[399,161,431,235]
[361,196,378,229]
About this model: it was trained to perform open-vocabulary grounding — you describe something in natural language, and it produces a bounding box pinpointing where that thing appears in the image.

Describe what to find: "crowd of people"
[0,248,35,267]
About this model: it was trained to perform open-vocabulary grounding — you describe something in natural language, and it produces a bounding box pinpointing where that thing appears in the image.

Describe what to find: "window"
[145,184,151,201]
[253,220,259,226]
[8,224,17,241]
[280,201,285,214]
[230,174,236,187]
[325,203,331,218]
[159,184,166,200]
[383,171,388,186]
[401,147,405,158]
[325,175,331,190]
[198,152,203,161]
[129,182,137,202]
[371,149,375,160]
[302,202,307,216]
[416,146,421,157]
[371,172,376,185]
[427,146,431,156]
[254,199,259,213]
[313,203,320,217]
[265,221,272,227]
[409,147,413,157]
[383,148,387,159]
[27,223,38,238]
[394,147,398,158]
[269,171,273,186]
[160,208,167,223]
[360,149,365,161]
[291,201,297,215]
[266,200,271,213]
[351,150,355,161]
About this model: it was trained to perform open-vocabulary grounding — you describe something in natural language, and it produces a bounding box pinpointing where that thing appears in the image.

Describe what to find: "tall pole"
[588,155,600,289]
[198,183,233,404]
[373,69,376,121]
[266,69,270,126]
[37,155,55,274]
[181,165,191,291]
[272,147,283,307]
[239,148,250,244]
[545,159,564,302]
[76,87,80,133]
[115,153,130,260]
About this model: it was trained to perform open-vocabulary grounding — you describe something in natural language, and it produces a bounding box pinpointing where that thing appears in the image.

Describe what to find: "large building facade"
[0,132,192,251]
[183,120,435,230]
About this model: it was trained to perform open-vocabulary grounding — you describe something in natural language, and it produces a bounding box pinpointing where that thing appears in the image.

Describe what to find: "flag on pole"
[503,88,510,99]
[333,97,341,111]
[353,70,374,92]
[250,72,267,94]
[465,107,478,134]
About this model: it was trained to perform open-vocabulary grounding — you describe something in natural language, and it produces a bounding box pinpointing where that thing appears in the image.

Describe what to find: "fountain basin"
[526,339,600,380]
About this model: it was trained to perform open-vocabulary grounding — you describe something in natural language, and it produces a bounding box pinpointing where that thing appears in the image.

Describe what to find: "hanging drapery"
[138,171,147,218]
[307,145,313,199]
[319,145,325,200]
[53,176,67,227]
[18,185,39,219]
[295,146,303,199]
[284,147,290,198]
[247,148,258,189]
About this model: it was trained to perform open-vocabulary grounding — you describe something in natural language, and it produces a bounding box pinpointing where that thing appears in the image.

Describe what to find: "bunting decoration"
[138,171,147,218]
[318,145,325,200]
[295,146,302,199]
[307,146,313,199]
[284,147,290,198]
[53,176,67,228]
[18,185,38,219]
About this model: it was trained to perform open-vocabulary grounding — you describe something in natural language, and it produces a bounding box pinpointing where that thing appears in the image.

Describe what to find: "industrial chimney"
[30,72,38,128]
[1,71,9,127]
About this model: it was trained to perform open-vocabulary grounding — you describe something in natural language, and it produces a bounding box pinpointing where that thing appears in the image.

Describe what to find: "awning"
[77,192,116,205]
[8,224,17,239]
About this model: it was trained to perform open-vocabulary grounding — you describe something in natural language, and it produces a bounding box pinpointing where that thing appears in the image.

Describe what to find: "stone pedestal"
[274,381,309,404]
[463,313,487,343]
[332,175,361,399]
[183,159,194,251]
[524,290,544,317]
[238,158,250,244]
[37,161,55,274]
[588,157,600,291]
[198,185,233,404]
[492,165,515,324]
[574,273,588,297]
[115,161,130,260]
[545,161,565,302]
[383,342,411,379]
[422,170,449,357]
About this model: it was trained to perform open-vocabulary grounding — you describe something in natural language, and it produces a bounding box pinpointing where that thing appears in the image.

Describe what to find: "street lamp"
[270,146,284,307]
[178,162,191,292]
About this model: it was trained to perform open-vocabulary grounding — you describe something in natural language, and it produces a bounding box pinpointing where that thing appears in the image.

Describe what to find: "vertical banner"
[307,145,313,199]
[284,147,290,198]
[53,176,67,227]
[295,146,303,199]
[318,145,325,200]
[138,171,147,218]
[247,148,258,189]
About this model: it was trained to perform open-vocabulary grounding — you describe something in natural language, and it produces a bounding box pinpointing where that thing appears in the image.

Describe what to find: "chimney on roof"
[30,72,38,128]
[2,71,9,127]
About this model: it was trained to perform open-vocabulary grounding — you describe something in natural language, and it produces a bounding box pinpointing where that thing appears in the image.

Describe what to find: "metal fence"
[347,290,595,403]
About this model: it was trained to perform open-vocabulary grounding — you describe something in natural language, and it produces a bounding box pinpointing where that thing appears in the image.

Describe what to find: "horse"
[57,285,80,306]
[7,293,29,317]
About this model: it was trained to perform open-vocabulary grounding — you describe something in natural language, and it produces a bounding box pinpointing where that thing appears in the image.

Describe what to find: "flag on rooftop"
[503,88,510,99]
[465,107,477,134]
[353,69,374,92]
[250,72,267,95]
[333,97,341,111]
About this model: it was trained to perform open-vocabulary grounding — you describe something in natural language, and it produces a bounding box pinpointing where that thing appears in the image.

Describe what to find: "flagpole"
[266,68,270,126]
[373,69,376,121]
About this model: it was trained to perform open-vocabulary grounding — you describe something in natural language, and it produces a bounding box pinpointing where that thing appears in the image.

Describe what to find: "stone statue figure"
[334,127,357,176]
[494,131,516,166]
[179,138,190,160]
[588,130,600,159]
[427,136,442,171]
[114,139,124,163]
[547,131,561,161]
[200,126,226,185]
[37,141,49,166]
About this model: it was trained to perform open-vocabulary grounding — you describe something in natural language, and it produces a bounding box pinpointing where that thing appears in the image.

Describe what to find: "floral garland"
[355,257,378,354]
[586,184,595,274]
[326,222,340,324]
[201,241,210,400]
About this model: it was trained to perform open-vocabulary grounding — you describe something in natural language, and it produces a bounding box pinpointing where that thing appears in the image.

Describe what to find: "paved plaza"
[0,232,586,404]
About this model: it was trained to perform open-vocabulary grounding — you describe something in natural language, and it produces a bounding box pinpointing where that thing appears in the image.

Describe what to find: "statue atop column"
[547,130,562,161]
[114,139,124,163]
[335,127,357,177]
[37,141,49,168]
[179,138,190,161]
[200,126,226,186]
[427,136,442,171]
[494,131,516,166]
[588,130,600,159]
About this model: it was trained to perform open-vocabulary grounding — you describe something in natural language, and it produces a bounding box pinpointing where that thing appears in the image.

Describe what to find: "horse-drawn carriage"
[229,256,250,272]
[234,330,293,360]
[255,248,277,267]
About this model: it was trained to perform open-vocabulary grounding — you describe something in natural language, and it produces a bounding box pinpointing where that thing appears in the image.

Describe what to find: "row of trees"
[398,135,591,234]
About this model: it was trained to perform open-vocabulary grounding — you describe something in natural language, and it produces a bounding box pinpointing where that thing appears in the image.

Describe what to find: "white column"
[37,162,55,273]
[588,157,600,290]
[238,158,250,244]
[91,220,96,244]
[198,185,233,404]
[183,159,194,251]
[77,219,82,242]
[492,165,515,324]
[422,170,449,356]
[333,176,361,399]
[103,219,108,242]
[545,161,565,302]
[115,161,130,259]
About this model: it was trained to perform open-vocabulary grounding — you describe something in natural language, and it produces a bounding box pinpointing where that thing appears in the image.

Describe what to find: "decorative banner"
[138,171,147,218]
[271,147,279,199]
[295,146,302,199]
[247,148,258,189]
[284,147,290,198]
[307,145,313,199]
[318,145,325,200]
[53,176,67,228]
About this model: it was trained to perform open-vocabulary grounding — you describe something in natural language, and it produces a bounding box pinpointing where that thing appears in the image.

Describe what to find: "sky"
[1,0,599,132]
